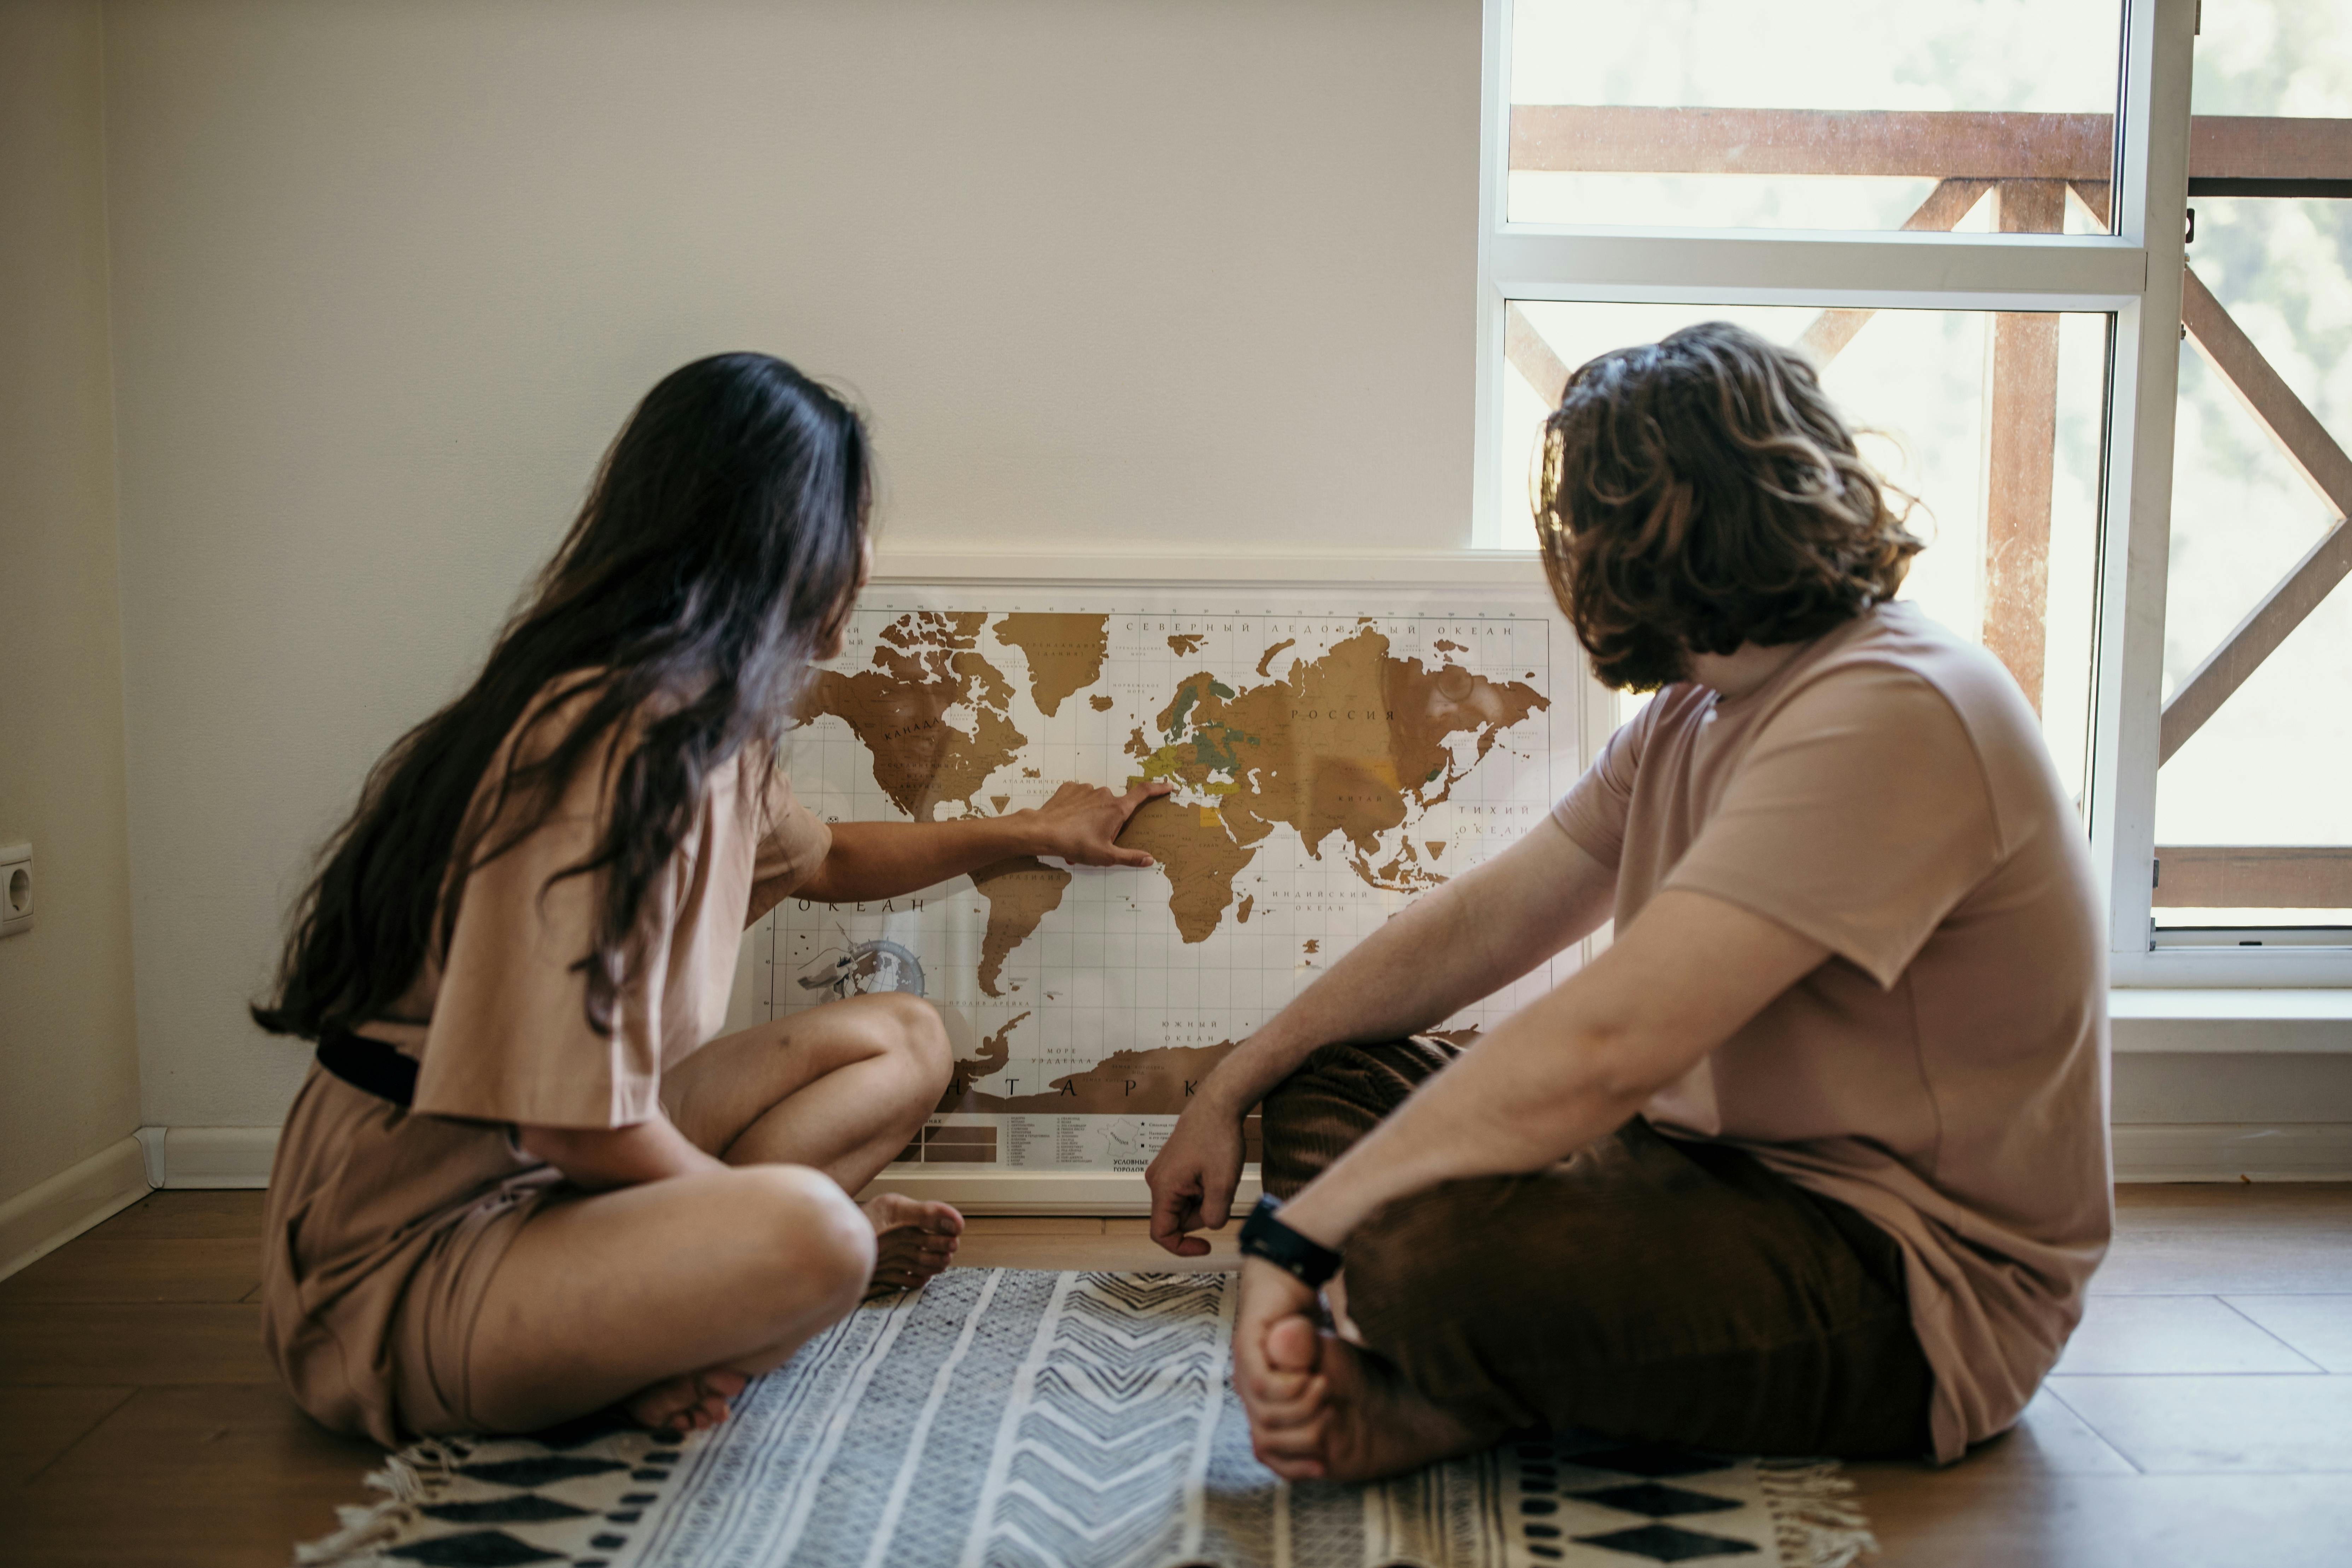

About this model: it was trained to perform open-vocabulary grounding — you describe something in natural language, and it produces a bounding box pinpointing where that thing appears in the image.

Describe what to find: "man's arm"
[1198,821,1614,1124]
[1268,888,1830,1252]
[1146,819,1616,1253]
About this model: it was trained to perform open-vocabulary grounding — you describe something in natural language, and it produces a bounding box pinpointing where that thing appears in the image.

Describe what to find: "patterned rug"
[299,1270,1873,1568]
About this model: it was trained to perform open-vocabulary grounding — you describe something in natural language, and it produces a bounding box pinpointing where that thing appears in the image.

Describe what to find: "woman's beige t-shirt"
[1553,602,2112,1464]
[382,683,832,1124]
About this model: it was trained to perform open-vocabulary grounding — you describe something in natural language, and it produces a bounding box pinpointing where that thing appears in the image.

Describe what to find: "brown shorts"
[1262,1037,1936,1459]
[378,1181,561,1436]
[261,1066,567,1446]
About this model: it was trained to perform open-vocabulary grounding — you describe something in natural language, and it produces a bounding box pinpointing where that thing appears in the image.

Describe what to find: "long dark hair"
[254,352,871,1041]
[1536,321,1921,691]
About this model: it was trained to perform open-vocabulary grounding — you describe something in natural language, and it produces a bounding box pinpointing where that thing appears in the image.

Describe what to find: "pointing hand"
[1023,780,1174,869]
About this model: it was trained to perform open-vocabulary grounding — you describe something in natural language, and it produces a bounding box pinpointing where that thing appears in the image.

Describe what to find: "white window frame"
[1471,0,2350,987]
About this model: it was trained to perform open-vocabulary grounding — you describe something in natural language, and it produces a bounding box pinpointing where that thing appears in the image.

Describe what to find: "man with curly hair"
[1146,321,2111,1478]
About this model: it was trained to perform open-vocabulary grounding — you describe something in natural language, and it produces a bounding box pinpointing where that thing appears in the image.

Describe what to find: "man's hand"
[1021,781,1171,868]
[1145,1096,1247,1256]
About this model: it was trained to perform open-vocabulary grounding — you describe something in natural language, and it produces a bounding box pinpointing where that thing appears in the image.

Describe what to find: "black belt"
[318,1028,418,1107]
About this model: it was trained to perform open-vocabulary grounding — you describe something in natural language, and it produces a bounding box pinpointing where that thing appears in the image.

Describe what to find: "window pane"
[1507,0,2122,233]
[1501,302,2109,802]
[2151,7,2352,935]
[2189,1,2352,119]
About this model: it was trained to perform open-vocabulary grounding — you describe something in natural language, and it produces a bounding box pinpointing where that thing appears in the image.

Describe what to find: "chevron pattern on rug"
[301,1270,1873,1568]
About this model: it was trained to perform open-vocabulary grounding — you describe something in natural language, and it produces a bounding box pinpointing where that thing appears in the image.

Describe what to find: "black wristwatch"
[1238,1195,1344,1287]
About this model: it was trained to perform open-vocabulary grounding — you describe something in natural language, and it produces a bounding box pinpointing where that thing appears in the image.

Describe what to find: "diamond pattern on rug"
[299,1271,1872,1568]
[452,1457,627,1489]
[1571,1523,1762,1562]
[417,1498,591,1525]
[382,1532,565,1566]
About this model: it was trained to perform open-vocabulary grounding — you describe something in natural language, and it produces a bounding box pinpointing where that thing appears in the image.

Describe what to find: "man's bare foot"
[862,1193,964,1295]
[622,1367,748,1439]
[1247,1311,1489,1483]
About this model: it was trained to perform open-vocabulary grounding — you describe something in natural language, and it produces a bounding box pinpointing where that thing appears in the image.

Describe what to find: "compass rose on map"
[795,938,927,1001]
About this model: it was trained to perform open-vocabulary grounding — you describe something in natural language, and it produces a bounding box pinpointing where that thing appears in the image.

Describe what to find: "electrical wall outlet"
[0,843,32,938]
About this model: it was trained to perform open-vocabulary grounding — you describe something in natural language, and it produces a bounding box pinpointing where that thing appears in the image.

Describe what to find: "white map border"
[746,576,1598,1213]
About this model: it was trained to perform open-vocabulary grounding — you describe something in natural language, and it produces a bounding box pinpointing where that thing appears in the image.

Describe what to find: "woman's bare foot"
[1247,1309,1490,1482]
[862,1193,964,1295]
[621,1367,749,1439]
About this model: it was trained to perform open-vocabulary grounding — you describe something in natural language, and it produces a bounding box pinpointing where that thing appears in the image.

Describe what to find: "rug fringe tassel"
[292,1437,465,1567]
[1757,1458,1879,1568]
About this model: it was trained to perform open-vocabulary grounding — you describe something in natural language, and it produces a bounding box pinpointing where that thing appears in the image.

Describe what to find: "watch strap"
[1237,1195,1344,1288]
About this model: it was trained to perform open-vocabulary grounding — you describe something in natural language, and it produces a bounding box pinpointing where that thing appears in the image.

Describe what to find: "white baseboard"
[0,1136,152,1284]
[149,1126,278,1188]
[2112,1123,2352,1182]
[122,1126,1249,1213]
[115,1121,2352,1202]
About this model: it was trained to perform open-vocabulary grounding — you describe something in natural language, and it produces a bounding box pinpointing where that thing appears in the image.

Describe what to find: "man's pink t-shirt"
[1553,601,2112,1463]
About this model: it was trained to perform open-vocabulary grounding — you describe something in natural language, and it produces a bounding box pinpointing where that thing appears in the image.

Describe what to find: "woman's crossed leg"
[463,992,961,1436]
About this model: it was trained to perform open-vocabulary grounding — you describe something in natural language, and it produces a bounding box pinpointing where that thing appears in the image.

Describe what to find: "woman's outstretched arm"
[789,780,1171,907]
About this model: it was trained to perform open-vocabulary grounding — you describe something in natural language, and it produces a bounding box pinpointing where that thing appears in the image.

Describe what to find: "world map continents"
[756,591,1571,1173]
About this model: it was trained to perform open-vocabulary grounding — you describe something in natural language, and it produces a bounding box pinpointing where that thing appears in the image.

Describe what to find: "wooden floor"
[4,1186,2349,1566]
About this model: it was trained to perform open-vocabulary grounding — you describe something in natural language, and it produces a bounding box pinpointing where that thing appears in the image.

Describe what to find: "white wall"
[99,0,1482,1129]
[72,0,2352,1158]
[0,0,143,1204]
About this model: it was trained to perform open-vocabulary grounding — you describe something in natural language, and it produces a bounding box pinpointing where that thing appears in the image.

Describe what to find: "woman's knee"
[727,1165,876,1310]
[855,993,953,1087]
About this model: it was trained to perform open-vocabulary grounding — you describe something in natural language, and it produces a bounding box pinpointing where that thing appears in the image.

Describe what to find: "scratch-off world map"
[750,585,1584,1178]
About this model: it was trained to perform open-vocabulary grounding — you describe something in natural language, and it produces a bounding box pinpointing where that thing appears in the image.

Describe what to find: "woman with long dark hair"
[254,352,1165,1446]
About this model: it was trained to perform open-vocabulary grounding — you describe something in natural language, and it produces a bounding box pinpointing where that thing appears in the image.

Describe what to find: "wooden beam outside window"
[2154,846,2352,910]
[2180,269,2352,516]
[1504,303,1571,408]
[2188,116,2352,193]
[2161,268,2352,765]
[1508,107,2352,190]
[1980,182,2068,713]
[1508,106,2114,181]
[1794,179,1993,367]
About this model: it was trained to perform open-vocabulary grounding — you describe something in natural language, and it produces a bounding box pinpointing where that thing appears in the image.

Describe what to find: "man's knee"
[729,1165,875,1312]
[1259,1038,1457,1197]
[1263,1038,1454,1127]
